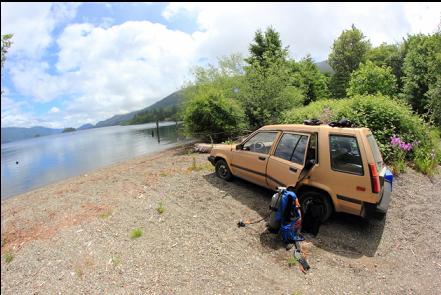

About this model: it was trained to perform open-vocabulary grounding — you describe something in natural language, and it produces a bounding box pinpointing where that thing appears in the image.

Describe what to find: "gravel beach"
[1,145,440,294]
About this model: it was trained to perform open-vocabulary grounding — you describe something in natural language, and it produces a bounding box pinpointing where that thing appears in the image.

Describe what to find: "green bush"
[183,89,246,142]
[282,95,440,174]
[347,61,397,96]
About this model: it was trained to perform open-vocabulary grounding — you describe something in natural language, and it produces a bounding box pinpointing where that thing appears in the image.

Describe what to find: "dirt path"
[1,145,440,294]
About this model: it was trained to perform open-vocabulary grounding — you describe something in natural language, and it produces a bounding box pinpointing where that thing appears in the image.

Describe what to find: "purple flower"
[391,135,413,152]
[390,135,402,146]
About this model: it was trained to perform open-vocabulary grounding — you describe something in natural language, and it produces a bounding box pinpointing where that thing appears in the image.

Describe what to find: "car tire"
[299,190,333,222]
[215,159,233,181]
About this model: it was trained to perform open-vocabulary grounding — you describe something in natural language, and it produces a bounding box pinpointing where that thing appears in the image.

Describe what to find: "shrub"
[282,95,440,174]
[156,202,165,214]
[130,228,143,239]
[183,89,246,142]
[347,61,397,96]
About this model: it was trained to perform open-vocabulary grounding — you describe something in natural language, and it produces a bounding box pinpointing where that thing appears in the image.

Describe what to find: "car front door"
[266,132,310,190]
[231,131,279,187]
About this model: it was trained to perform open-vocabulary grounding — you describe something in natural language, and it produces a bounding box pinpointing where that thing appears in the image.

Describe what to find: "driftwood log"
[194,143,214,153]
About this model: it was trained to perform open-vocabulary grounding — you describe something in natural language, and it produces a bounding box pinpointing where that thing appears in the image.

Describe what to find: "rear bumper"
[376,180,392,213]
[362,170,393,217]
[208,156,216,166]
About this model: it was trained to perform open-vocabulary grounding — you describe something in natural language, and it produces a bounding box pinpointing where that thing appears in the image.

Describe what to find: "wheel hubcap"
[219,165,227,178]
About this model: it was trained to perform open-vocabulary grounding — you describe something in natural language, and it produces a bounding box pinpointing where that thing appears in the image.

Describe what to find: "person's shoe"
[285,243,295,251]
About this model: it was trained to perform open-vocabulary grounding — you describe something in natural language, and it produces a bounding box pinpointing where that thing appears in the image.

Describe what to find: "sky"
[1,2,440,129]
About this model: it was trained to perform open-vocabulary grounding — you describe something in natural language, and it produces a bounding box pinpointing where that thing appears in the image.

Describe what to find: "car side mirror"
[236,144,243,150]
[305,159,315,170]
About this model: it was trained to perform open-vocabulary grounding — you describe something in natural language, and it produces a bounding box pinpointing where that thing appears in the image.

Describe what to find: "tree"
[1,34,13,96]
[241,56,303,128]
[347,61,397,96]
[1,34,13,70]
[291,55,330,104]
[245,26,289,67]
[366,43,405,89]
[183,89,246,142]
[328,25,371,98]
[401,33,441,119]
[184,53,245,102]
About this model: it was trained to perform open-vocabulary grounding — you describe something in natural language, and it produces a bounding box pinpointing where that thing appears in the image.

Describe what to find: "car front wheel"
[215,159,233,181]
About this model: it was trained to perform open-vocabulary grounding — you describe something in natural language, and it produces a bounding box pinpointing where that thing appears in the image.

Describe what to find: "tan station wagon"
[208,122,393,221]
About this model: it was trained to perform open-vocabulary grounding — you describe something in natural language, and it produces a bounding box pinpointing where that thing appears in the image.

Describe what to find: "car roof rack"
[303,119,322,126]
[328,118,353,128]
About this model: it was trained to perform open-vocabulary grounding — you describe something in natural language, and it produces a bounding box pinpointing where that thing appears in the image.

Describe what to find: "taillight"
[369,163,381,193]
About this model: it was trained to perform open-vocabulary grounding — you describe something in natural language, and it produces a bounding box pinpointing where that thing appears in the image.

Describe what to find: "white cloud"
[0,2,80,59]
[163,2,441,61]
[49,107,60,113]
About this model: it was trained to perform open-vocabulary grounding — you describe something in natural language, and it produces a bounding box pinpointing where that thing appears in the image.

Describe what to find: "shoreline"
[1,142,193,203]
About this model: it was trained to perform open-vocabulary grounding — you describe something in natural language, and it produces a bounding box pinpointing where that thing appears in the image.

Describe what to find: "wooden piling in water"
[156,120,160,143]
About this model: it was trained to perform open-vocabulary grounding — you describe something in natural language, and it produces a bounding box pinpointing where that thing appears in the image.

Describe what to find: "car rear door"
[266,132,310,190]
[231,131,279,187]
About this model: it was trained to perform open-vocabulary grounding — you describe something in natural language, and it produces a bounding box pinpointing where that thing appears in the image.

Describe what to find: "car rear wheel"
[299,190,333,222]
[215,159,233,181]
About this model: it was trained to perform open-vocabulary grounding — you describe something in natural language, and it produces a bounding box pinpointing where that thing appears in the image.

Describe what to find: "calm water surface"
[1,122,187,199]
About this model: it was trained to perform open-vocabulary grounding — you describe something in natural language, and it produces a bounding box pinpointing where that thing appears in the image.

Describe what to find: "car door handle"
[289,167,298,173]
[258,156,266,161]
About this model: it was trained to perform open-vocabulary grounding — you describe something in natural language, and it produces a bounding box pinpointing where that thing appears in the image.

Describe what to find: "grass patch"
[74,265,84,278]
[99,209,112,219]
[3,250,13,263]
[130,228,143,239]
[159,171,170,177]
[187,157,214,172]
[111,255,121,267]
[1,238,6,248]
[157,202,165,214]
[287,257,297,267]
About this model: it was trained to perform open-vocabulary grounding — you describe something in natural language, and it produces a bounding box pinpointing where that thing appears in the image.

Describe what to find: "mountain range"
[2,60,332,144]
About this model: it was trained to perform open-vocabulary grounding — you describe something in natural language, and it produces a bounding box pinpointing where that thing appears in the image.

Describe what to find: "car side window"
[242,132,278,154]
[274,133,309,165]
[329,135,363,175]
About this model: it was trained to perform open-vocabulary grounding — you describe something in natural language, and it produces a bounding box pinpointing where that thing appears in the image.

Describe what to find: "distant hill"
[77,123,94,130]
[95,90,184,127]
[315,60,334,74]
[1,126,62,144]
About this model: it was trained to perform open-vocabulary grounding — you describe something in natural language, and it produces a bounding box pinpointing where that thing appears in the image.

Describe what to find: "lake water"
[1,122,187,200]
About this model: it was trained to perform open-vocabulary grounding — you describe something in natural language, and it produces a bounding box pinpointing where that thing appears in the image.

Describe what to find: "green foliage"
[366,43,405,89]
[130,228,143,239]
[241,57,303,129]
[183,89,246,142]
[328,25,371,98]
[401,33,441,119]
[427,78,441,126]
[3,250,13,263]
[62,127,76,133]
[111,255,121,267]
[347,61,397,96]
[291,55,330,104]
[287,256,297,267]
[156,202,165,214]
[128,105,180,125]
[282,95,440,174]
[413,129,441,176]
[246,26,289,67]
[1,34,13,70]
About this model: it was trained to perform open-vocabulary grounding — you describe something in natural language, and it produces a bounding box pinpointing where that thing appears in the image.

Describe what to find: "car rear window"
[367,134,383,172]
[329,135,363,175]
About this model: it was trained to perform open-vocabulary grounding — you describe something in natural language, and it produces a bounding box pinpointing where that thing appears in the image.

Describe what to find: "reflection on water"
[1,122,187,199]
